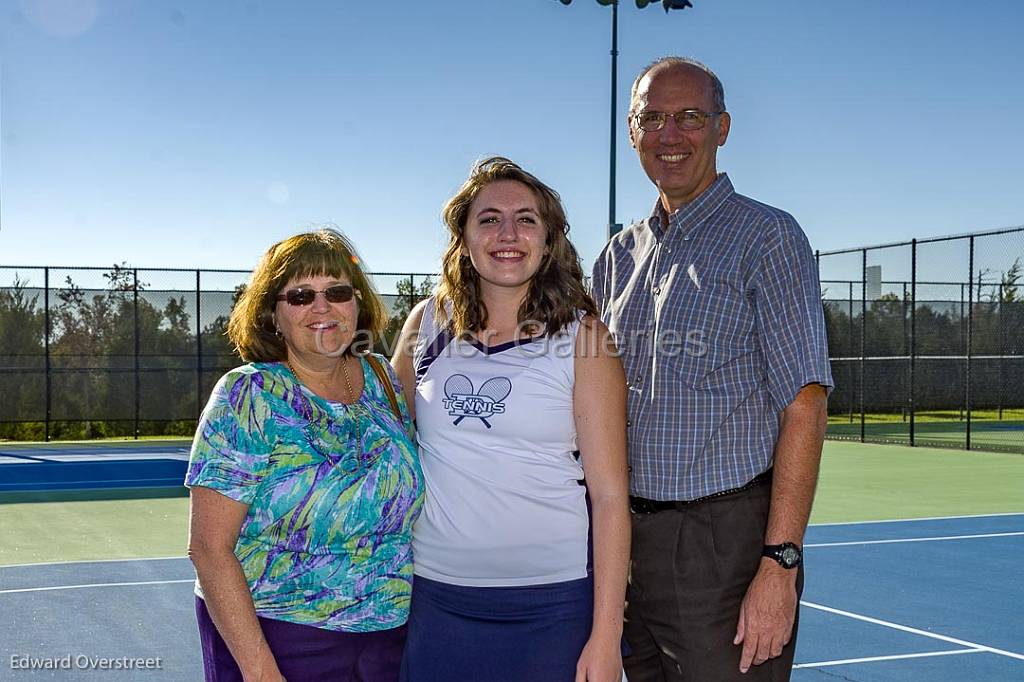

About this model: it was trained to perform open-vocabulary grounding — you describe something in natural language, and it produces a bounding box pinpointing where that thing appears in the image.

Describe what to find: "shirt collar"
[646,173,734,239]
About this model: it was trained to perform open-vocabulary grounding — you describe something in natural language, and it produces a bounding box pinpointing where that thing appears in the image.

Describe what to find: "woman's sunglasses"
[275,285,358,306]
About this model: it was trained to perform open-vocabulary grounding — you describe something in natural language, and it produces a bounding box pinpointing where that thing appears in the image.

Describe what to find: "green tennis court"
[2,440,1022,567]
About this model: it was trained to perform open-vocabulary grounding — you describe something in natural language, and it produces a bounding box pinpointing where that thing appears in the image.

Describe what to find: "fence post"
[44,267,52,442]
[966,238,974,450]
[998,283,1004,421]
[860,249,866,443]
[196,269,203,422]
[959,283,965,421]
[408,273,415,312]
[848,281,854,424]
[133,269,140,440]
[902,280,908,424]
[910,240,916,446]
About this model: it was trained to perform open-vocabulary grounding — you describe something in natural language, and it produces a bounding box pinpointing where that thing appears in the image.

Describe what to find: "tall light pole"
[555,0,695,239]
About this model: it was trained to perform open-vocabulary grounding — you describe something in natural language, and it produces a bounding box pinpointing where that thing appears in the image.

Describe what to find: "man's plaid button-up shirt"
[592,173,833,501]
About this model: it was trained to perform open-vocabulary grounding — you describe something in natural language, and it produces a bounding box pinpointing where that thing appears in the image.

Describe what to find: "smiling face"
[462,179,548,301]
[273,273,359,360]
[630,64,731,214]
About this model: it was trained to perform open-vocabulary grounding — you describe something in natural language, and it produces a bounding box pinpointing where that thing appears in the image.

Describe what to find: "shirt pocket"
[663,276,760,392]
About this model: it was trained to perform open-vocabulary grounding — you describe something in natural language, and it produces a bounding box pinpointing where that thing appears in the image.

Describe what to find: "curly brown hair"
[227,228,388,362]
[436,157,596,337]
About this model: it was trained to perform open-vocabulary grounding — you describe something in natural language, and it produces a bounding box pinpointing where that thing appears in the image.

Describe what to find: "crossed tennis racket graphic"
[442,374,513,428]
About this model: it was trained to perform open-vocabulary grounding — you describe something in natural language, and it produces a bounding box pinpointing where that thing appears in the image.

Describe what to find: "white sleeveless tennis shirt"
[411,301,589,587]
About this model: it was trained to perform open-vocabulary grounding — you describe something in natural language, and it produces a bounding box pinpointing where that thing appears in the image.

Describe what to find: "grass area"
[810,441,1024,524]
[1,442,1022,566]
[828,407,1024,423]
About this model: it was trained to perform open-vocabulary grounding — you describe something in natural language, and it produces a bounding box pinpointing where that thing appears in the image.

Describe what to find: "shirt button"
[626,419,632,428]
[683,235,690,241]
[652,286,661,295]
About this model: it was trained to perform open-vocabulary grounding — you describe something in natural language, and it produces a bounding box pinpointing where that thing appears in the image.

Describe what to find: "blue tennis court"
[0,443,189,492]
[793,513,1024,680]
[2,513,1021,680]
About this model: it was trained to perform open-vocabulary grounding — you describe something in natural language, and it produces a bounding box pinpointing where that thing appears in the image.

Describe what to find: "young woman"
[393,158,630,682]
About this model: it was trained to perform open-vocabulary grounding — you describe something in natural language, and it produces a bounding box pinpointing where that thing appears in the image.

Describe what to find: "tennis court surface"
[1,441,1022,680]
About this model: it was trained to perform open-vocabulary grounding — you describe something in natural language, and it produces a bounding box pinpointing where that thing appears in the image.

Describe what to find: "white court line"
[810,512,1024,527]
[0,579,194,595]
[801,601,1024,661]
[794,648,984,669]
[0,555,186,569]
[806,531,1024,548]
[4,516,1019,569]
[2,517,1018,570]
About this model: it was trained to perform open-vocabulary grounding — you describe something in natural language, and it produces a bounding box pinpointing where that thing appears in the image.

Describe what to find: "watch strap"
[762,542,802,569]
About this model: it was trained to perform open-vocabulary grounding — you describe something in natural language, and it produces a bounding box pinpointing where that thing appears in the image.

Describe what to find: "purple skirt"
[195,596,406,682]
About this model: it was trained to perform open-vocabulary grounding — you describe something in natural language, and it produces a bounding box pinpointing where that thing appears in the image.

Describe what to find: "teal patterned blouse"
[185,356,423,632]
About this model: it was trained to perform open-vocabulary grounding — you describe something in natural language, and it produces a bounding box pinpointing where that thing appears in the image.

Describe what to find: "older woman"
[393,158,630,682]
[186,229,423,682]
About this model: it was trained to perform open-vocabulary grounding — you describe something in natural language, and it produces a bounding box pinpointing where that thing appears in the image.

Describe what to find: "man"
[591,57,833,681]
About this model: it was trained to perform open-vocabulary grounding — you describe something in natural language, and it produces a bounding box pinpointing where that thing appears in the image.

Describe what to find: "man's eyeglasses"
[276,285,359,306]
[634,109,723,133]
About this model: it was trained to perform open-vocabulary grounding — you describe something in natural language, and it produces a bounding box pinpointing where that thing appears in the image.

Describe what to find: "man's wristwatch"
[762,542,802,569]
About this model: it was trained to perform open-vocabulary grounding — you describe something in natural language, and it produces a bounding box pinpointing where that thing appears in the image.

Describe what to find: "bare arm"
[188,487,284,682]
[390,300,428,420]
[735,382,828,673]
[573,317,631,682]
[765,383,828,546]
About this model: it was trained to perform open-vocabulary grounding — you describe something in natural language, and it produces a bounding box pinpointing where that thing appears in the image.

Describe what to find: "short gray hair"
[629,56,726,114]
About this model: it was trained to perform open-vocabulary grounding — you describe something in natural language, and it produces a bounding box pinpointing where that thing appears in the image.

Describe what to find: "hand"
[574,632,623,682]
[733,559,798,674]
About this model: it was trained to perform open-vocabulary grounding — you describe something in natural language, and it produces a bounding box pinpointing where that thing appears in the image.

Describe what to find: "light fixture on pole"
[554,0,695,239]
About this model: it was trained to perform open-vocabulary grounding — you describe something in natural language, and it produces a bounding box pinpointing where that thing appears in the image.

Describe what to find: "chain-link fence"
[0,266,435,441]
[4,226,1023,452]
[818,226,1024,454]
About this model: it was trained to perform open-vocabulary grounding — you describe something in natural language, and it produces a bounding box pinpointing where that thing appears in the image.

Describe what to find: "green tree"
[50,272,125,437]
[378,276,434,356]
[197,283,247,402]
[1000,257,1021,303]
[0,276,47,438]
[46,264,200,438]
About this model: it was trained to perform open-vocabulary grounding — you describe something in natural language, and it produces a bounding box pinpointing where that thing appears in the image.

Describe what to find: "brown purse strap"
[365,354,402,422]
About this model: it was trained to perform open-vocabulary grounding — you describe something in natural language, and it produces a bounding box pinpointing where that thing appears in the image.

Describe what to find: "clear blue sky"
[2,0,1023,277]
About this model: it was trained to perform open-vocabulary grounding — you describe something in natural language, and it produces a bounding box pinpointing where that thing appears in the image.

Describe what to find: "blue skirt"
[399,574,593,682]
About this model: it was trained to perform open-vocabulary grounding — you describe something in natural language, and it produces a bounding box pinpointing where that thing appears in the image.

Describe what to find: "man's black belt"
[629,468,773,514]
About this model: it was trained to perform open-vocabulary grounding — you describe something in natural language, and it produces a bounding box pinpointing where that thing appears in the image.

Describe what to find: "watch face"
[781,546,801,567]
